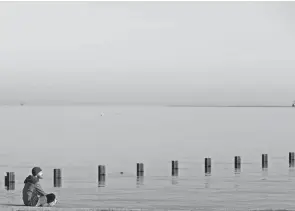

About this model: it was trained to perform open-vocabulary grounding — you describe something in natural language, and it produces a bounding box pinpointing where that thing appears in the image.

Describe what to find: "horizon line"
[0,101,293,108]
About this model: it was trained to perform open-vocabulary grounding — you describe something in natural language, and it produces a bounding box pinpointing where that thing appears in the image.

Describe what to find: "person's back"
[22,167,57,207]
[22,174,44,206]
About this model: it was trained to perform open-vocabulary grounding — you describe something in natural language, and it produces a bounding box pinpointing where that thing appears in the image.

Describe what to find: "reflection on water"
[234,168,241,175]
[204,169,211,189]
[233,181,240,189]
[136,176,144,187]
[2,163,295,209]
[288,166,295,179]
[1,106,295,209]
[171,176,178,185]
[98,180,105,187]
[261,168,268,180]
[205,172,211,177]
[98,182,105,188]
[234,169,241,189]
[204,176,210,189]
[98,175,106,187]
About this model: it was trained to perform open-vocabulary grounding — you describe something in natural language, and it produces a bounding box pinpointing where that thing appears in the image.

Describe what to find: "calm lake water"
[0,105,295,210]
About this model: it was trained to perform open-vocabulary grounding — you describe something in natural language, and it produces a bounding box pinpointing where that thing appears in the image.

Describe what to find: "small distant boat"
[292,101,295,107]
[101,112,104,116]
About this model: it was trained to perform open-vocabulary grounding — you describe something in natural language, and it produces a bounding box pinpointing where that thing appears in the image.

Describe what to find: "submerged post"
[234,156,241,170]
[136,163,144,177]
[5,172,15,190]
[205,158,211,174]
[289,152,295,167]
[172,160,179,176]
[53,169,62,187]
[262,154,268,169]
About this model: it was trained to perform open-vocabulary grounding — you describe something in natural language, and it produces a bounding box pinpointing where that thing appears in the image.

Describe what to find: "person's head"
[32,167,43,179]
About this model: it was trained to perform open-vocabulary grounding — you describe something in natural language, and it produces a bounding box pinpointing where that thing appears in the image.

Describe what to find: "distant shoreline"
[168,105,292,108]
[0,102,293,108]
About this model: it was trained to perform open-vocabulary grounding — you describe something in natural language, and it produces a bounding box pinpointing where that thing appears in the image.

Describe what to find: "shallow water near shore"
[0,105,295,210]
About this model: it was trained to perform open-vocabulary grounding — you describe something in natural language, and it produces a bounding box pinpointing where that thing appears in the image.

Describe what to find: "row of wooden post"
[4,152,295,190]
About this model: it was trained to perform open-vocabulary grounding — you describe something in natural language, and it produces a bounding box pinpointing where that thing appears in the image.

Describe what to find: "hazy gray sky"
[0,1,295,105]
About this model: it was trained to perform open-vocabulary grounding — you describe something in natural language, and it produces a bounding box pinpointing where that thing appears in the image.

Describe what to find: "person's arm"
[35,182,46,196]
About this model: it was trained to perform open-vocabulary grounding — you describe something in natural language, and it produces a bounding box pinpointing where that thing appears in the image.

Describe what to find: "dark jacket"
[22,175,46,206]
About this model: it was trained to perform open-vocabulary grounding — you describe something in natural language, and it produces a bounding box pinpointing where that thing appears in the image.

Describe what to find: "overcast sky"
[0,1,295,105]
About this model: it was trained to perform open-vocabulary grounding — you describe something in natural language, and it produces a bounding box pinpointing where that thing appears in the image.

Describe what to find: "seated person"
[22,167,57,207]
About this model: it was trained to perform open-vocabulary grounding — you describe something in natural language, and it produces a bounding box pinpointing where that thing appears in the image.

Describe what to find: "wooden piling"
[5,172,15,190]
[136,163,144,176]
[172,160,179,176]
[172,160,179,170]
[205,158,211,174]
[98,165,106,187]
[262,154,268,168]
[98,165,106,182]
[289,152,295,167]
[53,169,62,187]
[4,175,7,187]
[234,156,241,169]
